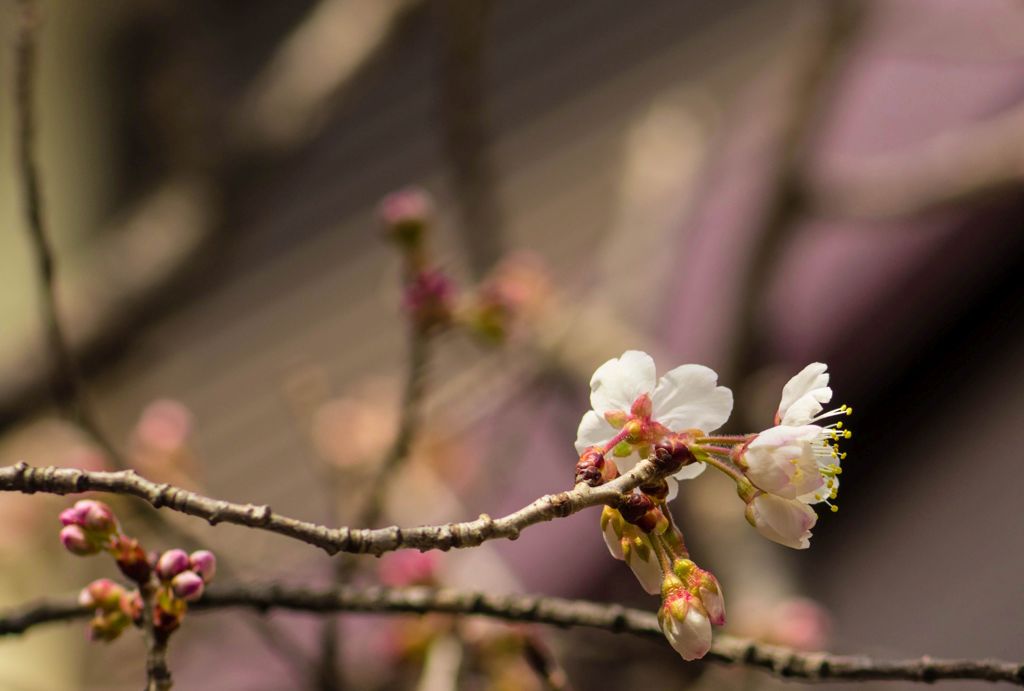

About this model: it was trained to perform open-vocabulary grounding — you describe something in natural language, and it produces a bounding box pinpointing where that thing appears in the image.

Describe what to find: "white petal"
[742,426,823,499]
[749,494,817,549]
[575,411,616,454]
[777,363,831,424]
[673,461,707,482]
[652,364,733,433]
[662,605,712,661]
[627,550,664,595]
[699,584,726,627]
[590,350,657,415]
[780,388,833,426]
[601,515,625,560]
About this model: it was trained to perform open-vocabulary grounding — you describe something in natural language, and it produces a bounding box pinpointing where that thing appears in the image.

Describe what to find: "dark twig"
[139,581,173,691]
[12,0,124,468]
[435,0,503,277]
[0,459,662,556]
[5,584,1022,686]
[520,632,573,691]
[726,1,863,387]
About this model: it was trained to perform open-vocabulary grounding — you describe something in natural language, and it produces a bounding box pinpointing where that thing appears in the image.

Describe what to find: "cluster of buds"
[575,352,852,660]
[59,499,216,644]
[459,252,552,343]
[380,189,551,342]
[380,188,457,333]
[599,493,725,660]
[78,578,142,642]
[59,500,118,556]
[151,549,216,638]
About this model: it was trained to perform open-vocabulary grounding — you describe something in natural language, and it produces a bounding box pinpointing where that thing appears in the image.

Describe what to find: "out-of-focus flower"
[128,399,203,490]
[379,551,438,588]
[379,187,432,251]
[460,252,553,343]
[403,269,457,332]
[576,350,732,498]
[745,492,818,549]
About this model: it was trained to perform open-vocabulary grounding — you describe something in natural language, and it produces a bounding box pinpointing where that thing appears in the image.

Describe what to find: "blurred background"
[0,0,1022,689]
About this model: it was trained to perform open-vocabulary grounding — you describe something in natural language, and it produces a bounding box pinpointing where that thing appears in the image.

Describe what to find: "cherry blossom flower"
[745,492,818,550]
[576,350,733,498]
[739,363,851,515]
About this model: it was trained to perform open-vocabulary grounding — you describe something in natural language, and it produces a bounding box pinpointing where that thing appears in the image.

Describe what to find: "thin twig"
[5,584,1022,686]
[319,327,432,688]
[10,8,323,681]
[139,581,173,691]
[0,459,662,556]
[12,0,124,468]
[520,632,573,691]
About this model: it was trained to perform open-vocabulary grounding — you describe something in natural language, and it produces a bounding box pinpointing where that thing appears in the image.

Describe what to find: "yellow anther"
[835,421,843,429]
[843,430,852,439]
[830,504,839,513]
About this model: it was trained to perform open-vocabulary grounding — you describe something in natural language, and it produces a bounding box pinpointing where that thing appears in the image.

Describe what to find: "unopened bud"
[111,536,151,583]
[379,187,431,249]
[75,500,117,533]
[654,434,696,474]
[658,588,712,661]
[79,578,123,611]
[156,549,190,581]
[171,571,204,602]
[575,447,605,486]
[404,269,456,332]
[87,611,130,643]
[617,491,654,525]
[60,525,99,556]
[189,550,217,583]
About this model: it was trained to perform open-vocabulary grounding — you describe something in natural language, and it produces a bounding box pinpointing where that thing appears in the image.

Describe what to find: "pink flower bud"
[156,549,190,581]
[659,589,712,661]
[79,578,123,611]
[73,500,116,533]
[189,550,217,583]
[171,571,204,602]
[379,187,432,248]
[403,270,456,332]
[119,590,143,622]
[59,507,80,526]
[60,525,99,556]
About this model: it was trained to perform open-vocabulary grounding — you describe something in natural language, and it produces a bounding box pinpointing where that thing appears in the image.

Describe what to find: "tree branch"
[4,584,1021,685]
[0,459,660,556]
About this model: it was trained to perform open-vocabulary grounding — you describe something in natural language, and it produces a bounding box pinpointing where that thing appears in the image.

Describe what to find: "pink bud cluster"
[155,549,216,602]
[78,578,142,642]
[59,500,117,555]
[58,500,216,644]
[379,188,551,342]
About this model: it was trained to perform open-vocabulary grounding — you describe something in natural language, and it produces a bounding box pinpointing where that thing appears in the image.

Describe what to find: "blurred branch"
[0,458,663,555]
[810,99,1024,220]
[12,0,125,469]
[520,632,573,691]
[435,0,503,277]
[235,0,420,153]
[726,1,863,384]
[139,582,173,691]
[5,584,1023,685]
[318,329,432,688]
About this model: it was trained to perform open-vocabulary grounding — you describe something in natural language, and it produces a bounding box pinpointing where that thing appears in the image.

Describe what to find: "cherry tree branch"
[0,460,660,556]
[4,584,1021,685]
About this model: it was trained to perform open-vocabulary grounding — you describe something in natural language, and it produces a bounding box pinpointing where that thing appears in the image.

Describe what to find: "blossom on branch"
[575,350,733,499]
